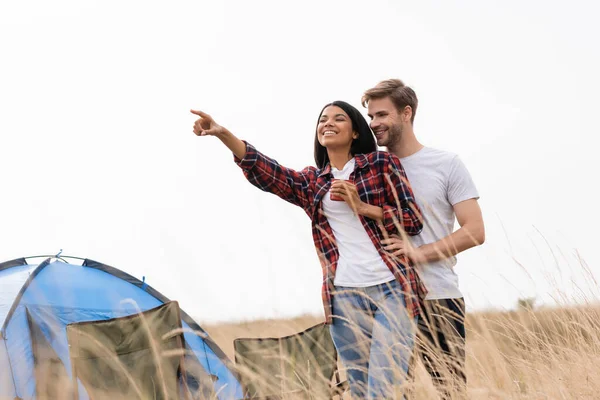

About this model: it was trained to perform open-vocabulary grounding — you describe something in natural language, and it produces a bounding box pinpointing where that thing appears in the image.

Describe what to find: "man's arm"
[383,198,484,264]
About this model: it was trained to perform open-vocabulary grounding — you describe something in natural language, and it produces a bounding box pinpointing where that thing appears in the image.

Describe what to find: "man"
[361,79,485,398]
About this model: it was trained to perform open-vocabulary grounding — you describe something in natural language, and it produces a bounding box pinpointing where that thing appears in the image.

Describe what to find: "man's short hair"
[362,79,418,124]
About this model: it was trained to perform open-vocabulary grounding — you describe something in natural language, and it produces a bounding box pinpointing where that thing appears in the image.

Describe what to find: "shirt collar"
[354,153,370,169]
[318,153,370,177]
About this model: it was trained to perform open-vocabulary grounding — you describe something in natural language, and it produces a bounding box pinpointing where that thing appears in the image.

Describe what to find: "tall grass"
[3,300,600,398]
[205,304,600,399]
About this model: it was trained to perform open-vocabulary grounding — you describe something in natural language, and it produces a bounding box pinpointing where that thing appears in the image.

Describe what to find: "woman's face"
[317,106,358,150]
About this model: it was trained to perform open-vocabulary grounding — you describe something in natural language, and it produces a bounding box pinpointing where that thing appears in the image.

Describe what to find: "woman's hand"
[330,180,389,221]
[330,180,364,215]
[190,109,247,159]
[191,109,227,137]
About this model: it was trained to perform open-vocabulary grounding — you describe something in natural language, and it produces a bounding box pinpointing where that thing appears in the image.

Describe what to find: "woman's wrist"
[219,128,247,160]
[356,201,369,216]
[357,202,383,221]
[215,127,231,141]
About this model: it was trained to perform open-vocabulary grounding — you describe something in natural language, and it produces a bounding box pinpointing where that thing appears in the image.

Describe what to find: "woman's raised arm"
[191,109,246,159]
[191,109,316,213]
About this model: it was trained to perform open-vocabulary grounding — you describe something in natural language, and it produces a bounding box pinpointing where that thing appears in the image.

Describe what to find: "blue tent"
[0,256,242,399]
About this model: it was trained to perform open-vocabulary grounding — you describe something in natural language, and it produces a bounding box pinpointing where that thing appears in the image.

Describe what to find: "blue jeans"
[329,279,417,399]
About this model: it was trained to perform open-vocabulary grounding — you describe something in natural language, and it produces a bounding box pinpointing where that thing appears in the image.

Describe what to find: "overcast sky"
[1,0,598,323]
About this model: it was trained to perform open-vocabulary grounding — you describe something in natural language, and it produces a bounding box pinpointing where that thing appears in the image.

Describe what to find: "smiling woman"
[190,100,425,398]
[313,102,378,173]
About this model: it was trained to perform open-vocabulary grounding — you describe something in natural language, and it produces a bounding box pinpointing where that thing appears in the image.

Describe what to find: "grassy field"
[5,304,599,399]
[204,305,600,399]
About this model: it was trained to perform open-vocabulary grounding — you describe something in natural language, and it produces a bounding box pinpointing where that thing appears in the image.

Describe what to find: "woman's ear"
[353,131,359,140]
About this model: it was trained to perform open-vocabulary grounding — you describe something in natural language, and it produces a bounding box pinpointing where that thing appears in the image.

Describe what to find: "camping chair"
[66,301,190,400]
[233,322,348,399]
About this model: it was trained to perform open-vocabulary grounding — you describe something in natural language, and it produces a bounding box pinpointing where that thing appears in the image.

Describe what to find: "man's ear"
[404,106,413,123]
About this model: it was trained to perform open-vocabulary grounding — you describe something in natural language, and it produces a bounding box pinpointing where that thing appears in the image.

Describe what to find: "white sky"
[1,0,599,323]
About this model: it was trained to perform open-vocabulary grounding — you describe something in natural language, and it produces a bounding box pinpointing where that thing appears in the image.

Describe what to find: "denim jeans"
[329,279,417,399]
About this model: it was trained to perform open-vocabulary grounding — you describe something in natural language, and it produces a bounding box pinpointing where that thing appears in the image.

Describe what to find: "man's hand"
[330,180,364,215]
[190,110,227,137]
[381,234,428,265]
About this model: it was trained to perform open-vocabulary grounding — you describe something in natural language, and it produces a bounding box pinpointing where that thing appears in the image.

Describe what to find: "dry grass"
[203,305,600,399]
[5,303,600,399]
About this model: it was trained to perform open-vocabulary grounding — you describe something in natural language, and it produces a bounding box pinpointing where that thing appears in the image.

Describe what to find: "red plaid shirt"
[235,142,427,323]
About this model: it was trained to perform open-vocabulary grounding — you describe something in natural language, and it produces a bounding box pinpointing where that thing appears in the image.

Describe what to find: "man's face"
[367,97,405,148]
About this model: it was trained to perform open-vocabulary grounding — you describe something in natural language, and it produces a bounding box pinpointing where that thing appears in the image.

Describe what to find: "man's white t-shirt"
[400,147,479,299]
[322,158,395,287]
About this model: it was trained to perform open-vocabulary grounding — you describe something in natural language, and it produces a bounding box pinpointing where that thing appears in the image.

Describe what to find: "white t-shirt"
[400,147,479,299]
[322,158,395,287]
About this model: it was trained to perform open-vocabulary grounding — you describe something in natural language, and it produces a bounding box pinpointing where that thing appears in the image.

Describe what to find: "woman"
[191,101,426,398]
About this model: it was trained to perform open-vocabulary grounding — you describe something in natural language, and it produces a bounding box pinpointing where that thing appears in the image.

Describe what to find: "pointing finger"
[190,109,212,119]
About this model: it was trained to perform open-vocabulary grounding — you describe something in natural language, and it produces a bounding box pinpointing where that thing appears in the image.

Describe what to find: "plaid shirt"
[235,142,427,323]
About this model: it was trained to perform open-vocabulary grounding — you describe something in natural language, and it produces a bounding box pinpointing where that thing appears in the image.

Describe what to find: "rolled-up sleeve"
[234,141,316,212]
[234,141,260,169]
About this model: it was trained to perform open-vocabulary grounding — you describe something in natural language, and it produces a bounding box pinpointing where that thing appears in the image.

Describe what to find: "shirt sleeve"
[234,141,315,213]
[447,155,479,205]
[382,153,423,236]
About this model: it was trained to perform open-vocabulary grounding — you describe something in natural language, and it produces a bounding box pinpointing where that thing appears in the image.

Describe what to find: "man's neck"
[388,130,424,159]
